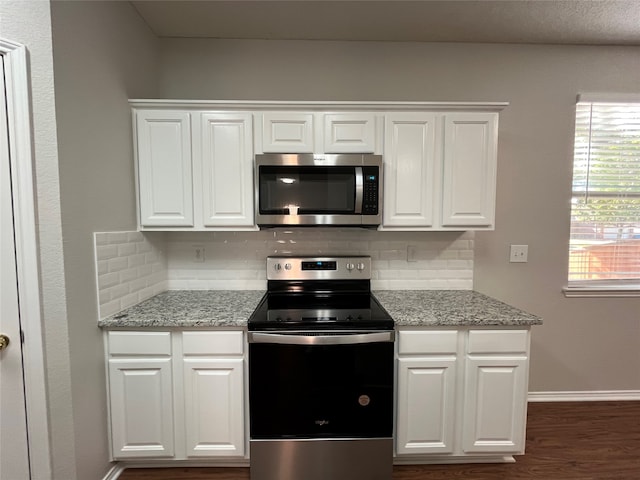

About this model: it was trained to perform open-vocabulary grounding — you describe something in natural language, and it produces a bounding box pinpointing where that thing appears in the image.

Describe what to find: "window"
[567,100,640,295]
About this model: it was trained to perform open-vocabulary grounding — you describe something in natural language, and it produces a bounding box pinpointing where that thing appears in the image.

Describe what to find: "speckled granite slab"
[98,290,266,328]
[373,290,542,326]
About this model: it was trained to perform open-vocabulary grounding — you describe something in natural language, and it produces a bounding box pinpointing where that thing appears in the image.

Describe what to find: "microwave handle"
[354,166,363,214]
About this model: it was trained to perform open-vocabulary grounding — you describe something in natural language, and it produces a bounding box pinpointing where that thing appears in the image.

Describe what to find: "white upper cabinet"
[441,113,498,228]
[381,111,499,230]
[134,108,255,230]
[257,111,379,154]
[132,101,505,231]
[197,113,254,227]
[383,113,437,228]
[323,113,376,153]
[136,110,193,227]
[260,112,315,153]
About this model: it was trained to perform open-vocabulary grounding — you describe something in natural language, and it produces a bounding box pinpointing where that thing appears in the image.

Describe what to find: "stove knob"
[356,262,366,271]
[274,263,282,271]
[284,263,292,270]
[346,263,355,271]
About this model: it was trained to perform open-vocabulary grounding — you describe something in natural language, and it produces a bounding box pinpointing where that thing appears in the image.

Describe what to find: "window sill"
[563,286,640,298]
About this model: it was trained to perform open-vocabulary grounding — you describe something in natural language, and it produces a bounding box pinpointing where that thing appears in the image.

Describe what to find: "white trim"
[102,464,125,480]
[0,38,52,479]
[528,390,640,402]
[563,286,640,298]
[577,93,640,104]
[128,99,509,112]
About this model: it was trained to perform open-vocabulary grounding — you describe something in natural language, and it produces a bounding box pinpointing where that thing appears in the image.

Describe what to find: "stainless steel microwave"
[255,153,383,227]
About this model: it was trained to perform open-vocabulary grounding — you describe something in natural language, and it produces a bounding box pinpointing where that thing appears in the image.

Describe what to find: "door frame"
[1,37,52,480]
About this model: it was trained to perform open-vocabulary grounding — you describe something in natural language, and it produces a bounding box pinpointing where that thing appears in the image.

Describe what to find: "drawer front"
[467,330,529,354]
[398,330,458,355]
[108,331,171,356]
[182,331,244,356]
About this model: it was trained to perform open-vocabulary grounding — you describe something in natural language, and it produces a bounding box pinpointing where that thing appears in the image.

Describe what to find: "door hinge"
[20,329,25,343]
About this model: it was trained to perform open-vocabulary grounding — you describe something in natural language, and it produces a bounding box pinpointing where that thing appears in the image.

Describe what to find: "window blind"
[568,102,640,284]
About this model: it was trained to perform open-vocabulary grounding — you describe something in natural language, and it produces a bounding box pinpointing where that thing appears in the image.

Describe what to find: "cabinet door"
[199,113,254,227]
[383,113,437,228]
[136,110,193,227]
[108,358,174,458]
[182,358,245,457]
[462,356,528,453]
[261,112,314,153]
[323,113,376,153]
[396,357,456,455]
[441,113,498,228]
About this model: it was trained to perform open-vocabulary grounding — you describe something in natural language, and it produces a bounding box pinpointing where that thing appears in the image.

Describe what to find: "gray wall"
[50,2,160,478]
[159,39,640,392]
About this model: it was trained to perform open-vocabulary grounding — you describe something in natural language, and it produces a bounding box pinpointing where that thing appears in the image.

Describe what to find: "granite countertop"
[98,290,266,328]
[373,290,542,326]
[99,289,541,328]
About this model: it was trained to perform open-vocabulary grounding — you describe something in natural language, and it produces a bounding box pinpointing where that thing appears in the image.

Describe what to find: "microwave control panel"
[362,166,379,215]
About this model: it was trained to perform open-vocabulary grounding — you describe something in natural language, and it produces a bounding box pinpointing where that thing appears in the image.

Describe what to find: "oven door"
[248,331,394,440]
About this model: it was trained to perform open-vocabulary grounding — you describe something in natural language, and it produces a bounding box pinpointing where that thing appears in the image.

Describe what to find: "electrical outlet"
[407,245,417,262]
[193,245,205,263]
[509,245,528,263]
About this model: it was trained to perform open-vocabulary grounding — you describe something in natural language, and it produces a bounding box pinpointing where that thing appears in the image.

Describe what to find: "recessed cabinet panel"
[137,111,193,227]
[463,357,528,454]
[383,113,437,227]
[442,113,498,227]
[109,358,174,458]
[323,113,376,153]
[200,113,254,226]
[183,358,245,457]
[396,357,456,455]
[261,112,314,153]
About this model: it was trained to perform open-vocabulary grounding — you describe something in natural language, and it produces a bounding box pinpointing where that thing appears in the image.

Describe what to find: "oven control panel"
[267,256,371,280]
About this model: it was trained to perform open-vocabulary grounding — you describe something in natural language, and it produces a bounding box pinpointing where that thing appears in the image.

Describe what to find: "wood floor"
[118,401,640,480]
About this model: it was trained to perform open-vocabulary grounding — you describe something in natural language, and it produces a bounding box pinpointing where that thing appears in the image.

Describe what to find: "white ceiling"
[131,0,640,46]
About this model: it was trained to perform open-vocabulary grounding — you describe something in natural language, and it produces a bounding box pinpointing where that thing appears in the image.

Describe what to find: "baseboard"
[102,464,125,480]
[528,390,640,402]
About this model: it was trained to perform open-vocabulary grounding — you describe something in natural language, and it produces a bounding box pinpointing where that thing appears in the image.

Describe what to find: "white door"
[0,55,31,479]
[441,113,498,227]
[396,357,456,455]
[198,113,254,227]
[136,110,194,227]
[383,113,437,228]
[108,358,175,458]
[462,356,528,453]
[182,358,245,457]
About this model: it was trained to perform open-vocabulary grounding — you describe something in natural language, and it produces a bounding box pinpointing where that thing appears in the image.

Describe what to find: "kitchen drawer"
[182,331,244,356]
[467,329,529,354]
[108,331,171,356]
[398,330,458,355]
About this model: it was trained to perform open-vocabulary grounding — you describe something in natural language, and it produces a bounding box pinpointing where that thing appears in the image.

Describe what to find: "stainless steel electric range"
[248,256,395,480]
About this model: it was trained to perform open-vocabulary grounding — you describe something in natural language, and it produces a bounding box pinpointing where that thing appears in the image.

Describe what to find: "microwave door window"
[260,167,355,214]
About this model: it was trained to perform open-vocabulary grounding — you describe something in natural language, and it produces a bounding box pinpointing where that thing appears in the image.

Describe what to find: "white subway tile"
[96,245,118,261]
[107,232,129,244]
[108,257,129,273]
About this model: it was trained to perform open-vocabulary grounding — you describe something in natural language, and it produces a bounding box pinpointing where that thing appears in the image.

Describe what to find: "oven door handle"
[248,331,394,345]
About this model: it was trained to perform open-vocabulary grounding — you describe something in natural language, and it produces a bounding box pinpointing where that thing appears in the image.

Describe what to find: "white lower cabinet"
[462,330,529,454]
[106,330,246,461]
[396,328,530,461]
[109,358,175,458]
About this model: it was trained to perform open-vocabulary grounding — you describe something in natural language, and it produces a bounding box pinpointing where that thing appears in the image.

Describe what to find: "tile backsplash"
[165,229,474,291]
[94,231,168,319]
[94,229,474,318]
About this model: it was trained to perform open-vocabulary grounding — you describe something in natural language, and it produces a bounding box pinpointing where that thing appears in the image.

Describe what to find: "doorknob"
[0,334,9,351]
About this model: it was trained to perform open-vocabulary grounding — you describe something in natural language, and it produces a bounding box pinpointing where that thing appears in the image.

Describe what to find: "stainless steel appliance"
[248,256,394,480]
[255,154,383,227]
